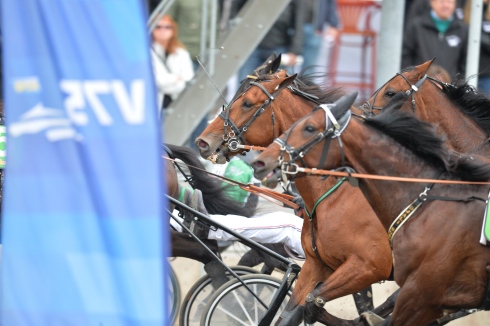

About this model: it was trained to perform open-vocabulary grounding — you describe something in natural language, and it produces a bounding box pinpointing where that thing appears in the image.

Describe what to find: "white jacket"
[151,43,194,109]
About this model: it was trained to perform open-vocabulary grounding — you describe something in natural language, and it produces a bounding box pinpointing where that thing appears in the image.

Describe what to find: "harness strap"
[388,196,425,247]
[304,178,347,218]
[425,195,486,203]
[305,178,347,267]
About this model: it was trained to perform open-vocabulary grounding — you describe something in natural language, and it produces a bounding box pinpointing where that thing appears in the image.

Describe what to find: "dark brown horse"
[252,93,490,325]
[195,55,393,325]
[361,59,490,157]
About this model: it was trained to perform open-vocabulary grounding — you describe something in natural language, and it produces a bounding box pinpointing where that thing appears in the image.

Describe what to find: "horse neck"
[416,84,490,156]
[339,120,440,230]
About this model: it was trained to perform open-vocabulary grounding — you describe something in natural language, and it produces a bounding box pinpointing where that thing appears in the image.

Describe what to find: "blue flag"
[2,1,168,325]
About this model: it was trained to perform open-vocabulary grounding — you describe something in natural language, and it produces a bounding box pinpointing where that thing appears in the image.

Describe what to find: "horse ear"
[416,58,436,78]
[263,53,282,74]
[332,92,358,118]
[275,74,297,91]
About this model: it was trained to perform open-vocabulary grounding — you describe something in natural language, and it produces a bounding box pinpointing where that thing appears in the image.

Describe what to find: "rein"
[163,144,196,189]
[282,166,490,186]
[162,156,302,213]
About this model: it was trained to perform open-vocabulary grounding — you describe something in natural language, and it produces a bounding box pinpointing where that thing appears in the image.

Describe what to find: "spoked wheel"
[179,266,258,326]
[167,263,181,325]
[200,274,292,326]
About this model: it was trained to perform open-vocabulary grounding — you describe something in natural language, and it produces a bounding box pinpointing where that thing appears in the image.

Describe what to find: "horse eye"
[384,90,397,98]
[243,100,253,108]
[304,125,316,133]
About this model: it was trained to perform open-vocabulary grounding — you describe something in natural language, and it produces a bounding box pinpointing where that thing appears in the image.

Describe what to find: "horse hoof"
[275,305,304,325]
[360,311,385,326]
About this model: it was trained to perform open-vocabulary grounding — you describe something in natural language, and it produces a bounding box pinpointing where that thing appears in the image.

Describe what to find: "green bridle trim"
[305,178,347,218]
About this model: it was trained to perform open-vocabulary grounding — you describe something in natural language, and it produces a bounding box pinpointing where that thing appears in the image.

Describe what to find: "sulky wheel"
[179,266,258,326]
[200,274,292,326]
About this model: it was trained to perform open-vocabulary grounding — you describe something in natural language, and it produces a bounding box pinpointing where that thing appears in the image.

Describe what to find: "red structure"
[328,0,381,102]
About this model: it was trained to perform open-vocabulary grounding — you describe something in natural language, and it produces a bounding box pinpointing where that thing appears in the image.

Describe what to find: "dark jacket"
[402,12,468,78]
[304,0,339,32]
[479,6,490,77]
[257,0,305,55]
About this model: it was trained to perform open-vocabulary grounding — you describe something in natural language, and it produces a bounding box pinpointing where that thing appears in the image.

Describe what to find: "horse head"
[252,92,357,182]
[195,66,296,164]
[360,59,437,117]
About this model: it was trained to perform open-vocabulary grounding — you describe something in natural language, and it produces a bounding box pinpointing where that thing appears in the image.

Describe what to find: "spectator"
[464,0,490,96]
[167,0,220,146]
[405,0,466,26]
[151,14,194,113]
[402,0,468,79]
[167,0,219,69]
[302,0,339,72]
[237,0,306,82]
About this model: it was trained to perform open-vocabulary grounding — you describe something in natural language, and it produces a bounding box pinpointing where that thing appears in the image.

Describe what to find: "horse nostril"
[196,139,208,149]
[254,161,265,168]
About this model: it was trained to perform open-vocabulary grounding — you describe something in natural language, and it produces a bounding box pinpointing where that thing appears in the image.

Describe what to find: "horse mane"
[164,144,256,217]
[364,97,490,181]
[257,69,346,104]
[448,154,490,181]
[440,80,490,136]
[365,100,450,170]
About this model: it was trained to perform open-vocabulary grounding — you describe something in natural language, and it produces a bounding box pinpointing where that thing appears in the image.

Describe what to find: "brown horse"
[361,59,490,157]
[195,55,393,325]
[252,93,490,325]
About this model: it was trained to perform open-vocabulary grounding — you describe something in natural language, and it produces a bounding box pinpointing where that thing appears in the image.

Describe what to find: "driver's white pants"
[170,211,305,259]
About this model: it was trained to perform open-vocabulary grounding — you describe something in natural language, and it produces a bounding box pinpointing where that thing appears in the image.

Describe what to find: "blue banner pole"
[1,0,168,325]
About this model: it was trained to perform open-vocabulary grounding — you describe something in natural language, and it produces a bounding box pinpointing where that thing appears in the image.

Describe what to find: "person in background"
[405,0,466,27]
[236,0,306,82]
[167,0,220,146]
[167,0,218,69]
[302,0,339,72]
[151,14,194,114]
[464,0,490,96]
[402,0,468,80]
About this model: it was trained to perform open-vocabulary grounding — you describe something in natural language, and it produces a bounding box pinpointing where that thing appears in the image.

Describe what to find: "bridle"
[219,79,282,153]
[218,74,320,157]
[275,104,352,177]
[360,72,430,117]
[360,69,452,117]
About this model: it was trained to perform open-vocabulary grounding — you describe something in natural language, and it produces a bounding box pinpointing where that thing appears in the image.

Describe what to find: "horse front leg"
[304,255,391,325]
[275,255,332,326]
